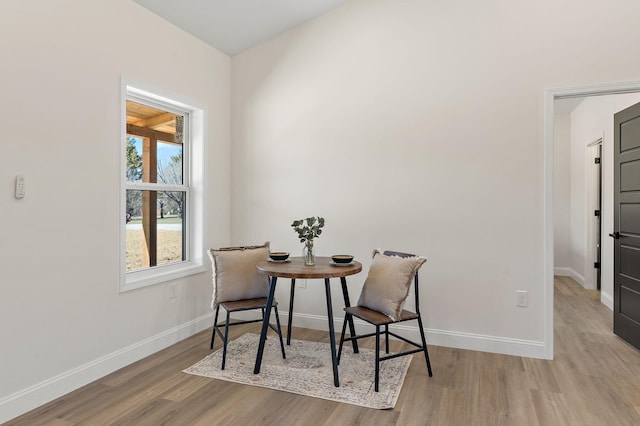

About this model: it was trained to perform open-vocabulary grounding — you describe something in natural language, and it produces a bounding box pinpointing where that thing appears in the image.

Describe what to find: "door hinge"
[595,157,601,164]
[594,262,600,269]
[594,210,600,217]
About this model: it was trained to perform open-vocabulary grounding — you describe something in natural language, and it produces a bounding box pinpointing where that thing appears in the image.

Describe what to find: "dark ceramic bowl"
[331,255,354,264]
[269,252,290,261]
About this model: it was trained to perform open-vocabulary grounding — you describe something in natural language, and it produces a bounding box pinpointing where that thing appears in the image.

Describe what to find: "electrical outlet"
[516,290,528,307]
[297,279,307,289]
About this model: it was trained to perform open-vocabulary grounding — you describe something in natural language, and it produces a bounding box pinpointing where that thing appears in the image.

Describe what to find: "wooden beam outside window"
[127,123,182,145]
[141,136,157,267]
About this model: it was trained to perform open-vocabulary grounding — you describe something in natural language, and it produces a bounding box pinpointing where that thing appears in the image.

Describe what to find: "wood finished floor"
[5,276,640,425]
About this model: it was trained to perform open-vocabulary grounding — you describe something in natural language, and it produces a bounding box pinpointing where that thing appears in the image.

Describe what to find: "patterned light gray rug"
[183,333,411,409]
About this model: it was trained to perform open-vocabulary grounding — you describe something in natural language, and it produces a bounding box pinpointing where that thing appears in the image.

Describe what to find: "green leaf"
[292,216,325,241]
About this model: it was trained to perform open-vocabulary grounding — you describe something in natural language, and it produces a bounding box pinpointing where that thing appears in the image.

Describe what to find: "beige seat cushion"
[357,249,426,321]
[207,242,270,308]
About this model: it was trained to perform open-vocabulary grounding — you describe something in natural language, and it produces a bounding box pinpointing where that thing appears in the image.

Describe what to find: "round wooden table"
[254,256,362,387]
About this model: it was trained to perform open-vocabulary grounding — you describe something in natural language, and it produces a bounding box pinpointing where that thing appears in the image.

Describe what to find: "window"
[121,80,206,291]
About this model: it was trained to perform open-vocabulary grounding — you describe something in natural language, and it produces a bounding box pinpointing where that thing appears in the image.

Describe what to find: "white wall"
[554,112,572,273]
[568,93,640,308]
[231,0,640,359]
[0,0,230,421]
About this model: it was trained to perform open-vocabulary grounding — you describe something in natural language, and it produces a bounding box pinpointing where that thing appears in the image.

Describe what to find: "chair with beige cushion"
[337,249,432,391]
[207,242,285,369]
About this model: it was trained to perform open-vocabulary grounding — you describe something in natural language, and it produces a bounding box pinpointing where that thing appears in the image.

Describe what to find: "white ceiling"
[132,0,349,56]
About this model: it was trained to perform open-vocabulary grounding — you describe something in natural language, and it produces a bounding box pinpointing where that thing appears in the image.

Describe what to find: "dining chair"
[337,249,432,391]
[207,242,286,370]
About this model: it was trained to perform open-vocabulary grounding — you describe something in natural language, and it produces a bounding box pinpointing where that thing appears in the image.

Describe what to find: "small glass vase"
[303,240,315,266]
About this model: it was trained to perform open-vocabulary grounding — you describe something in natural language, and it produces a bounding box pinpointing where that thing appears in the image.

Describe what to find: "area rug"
[183,333,411,409]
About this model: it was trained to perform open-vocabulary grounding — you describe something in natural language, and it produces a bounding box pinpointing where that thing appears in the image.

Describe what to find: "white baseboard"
[554,267,584,287]
[1,309,548,423]
[601,291,614,311]
[0,313,214,424]
[285,313,546,359]
[553,267,572,276]
[422,326,546,358]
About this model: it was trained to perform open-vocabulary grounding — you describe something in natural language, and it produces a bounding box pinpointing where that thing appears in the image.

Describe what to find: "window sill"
[121,262,207,292]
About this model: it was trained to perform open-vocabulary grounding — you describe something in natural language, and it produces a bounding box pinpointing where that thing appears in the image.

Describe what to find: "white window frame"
[120,78,206,292]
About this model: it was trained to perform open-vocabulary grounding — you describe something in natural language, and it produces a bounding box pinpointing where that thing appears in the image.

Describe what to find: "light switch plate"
[516,290,528,307]
[15,175,25,199]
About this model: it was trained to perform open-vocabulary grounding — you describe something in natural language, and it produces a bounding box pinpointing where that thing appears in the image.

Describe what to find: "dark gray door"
[613,101,640,350]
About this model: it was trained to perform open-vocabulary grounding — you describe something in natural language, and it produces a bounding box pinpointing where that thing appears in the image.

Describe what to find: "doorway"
[545,80,640,360]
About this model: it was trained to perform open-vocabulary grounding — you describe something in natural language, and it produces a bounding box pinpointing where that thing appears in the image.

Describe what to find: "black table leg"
[287,278,295,345]
[340,276,359,354]
[254,276,277,374]
[324,278,340,387]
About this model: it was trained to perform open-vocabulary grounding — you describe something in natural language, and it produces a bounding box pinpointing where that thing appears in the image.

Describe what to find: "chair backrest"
[382,250,416,258]
[383,250,423,315]
[357,249,426,321]
[207,242,270,308]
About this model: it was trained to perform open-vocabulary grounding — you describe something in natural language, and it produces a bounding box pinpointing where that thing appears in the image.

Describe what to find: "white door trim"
[544,79,640,360]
